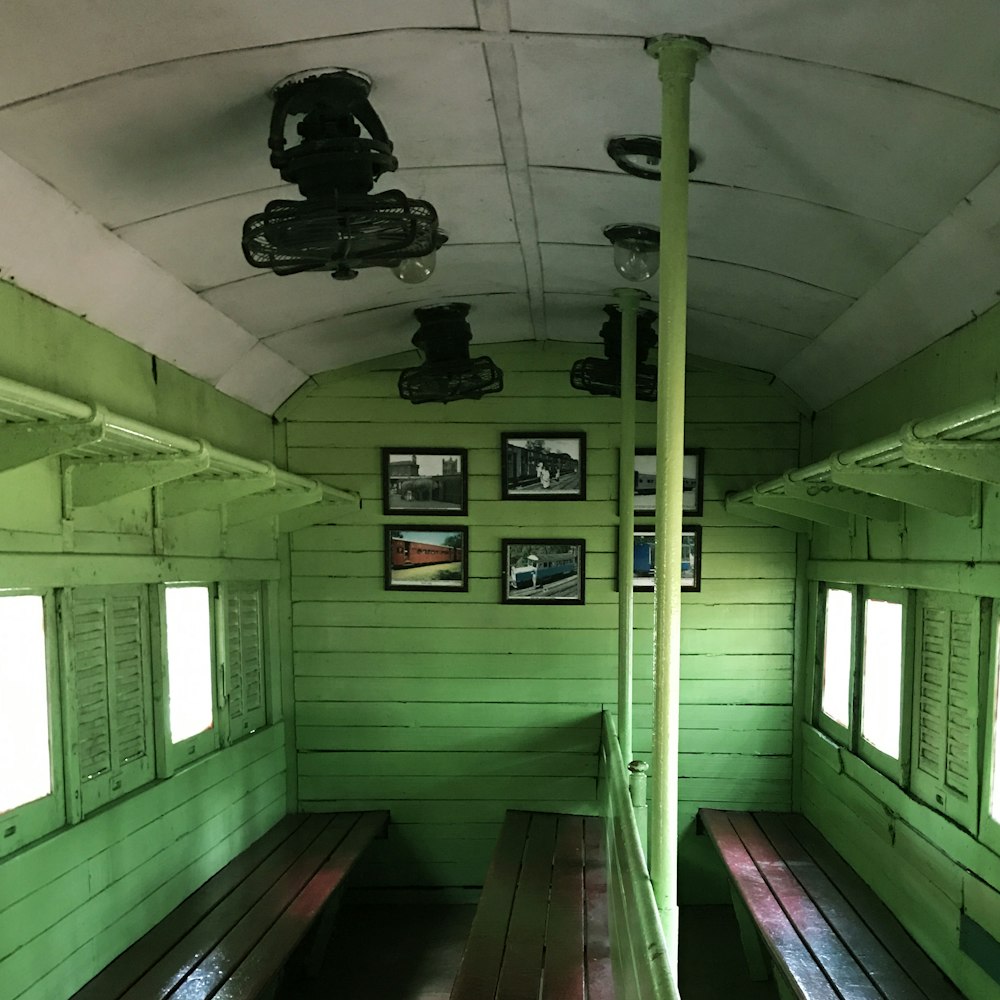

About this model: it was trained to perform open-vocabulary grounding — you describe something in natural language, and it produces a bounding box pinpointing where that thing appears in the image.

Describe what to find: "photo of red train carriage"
[390,537,463,568]
[385,527,468,592]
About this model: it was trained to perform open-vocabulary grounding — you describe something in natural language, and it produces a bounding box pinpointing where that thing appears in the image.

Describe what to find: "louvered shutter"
[911,591,983,831]
[223,582,266,737]
[64,587,154,814]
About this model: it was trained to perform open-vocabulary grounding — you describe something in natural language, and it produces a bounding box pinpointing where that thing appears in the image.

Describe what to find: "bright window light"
[821,589,853,728]
[860,599,903,758]
[0,596,51,813]
[991,623,1000,823]
[165,586,214,743]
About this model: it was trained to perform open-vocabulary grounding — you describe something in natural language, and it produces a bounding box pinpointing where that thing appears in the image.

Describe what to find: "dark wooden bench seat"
[700,809,967,1000]
[70,810,388,1000]
[450,809,614,1000]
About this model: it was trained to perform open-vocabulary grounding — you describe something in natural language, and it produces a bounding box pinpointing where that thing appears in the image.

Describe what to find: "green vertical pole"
[616,286,643,769]
[646,33,709,969]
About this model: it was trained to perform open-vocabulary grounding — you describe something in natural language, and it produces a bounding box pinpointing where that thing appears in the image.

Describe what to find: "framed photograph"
[633,448,704,516]
[632,524,702,593]
[382,448,468,515]
[502,539,586,605]
[385,526,468,592]
[502,433,586,500]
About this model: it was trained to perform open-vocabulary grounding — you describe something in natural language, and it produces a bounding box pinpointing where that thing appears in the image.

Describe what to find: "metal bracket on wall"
[64,444,212,508]
[900,423,1000,485]
[780,477,902,522]
[750,484,851,529]
[0,406,106,473]
[829,453,981,523]
[724,494,813,533]
[159,463,278,517]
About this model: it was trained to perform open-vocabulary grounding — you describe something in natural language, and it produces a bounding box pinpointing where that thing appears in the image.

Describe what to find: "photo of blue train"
[503,540,585,604]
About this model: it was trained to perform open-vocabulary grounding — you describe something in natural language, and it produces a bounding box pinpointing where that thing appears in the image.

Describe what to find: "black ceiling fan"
[398,303,503,404]
[242,68,445,280]
[570,303,658,401]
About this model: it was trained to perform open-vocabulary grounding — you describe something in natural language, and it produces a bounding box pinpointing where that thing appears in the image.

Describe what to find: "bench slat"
[450,810,532,998]
[211,810,388,999]
[497,811,559,1000]
[120,815,335,1000]
[756,813,929,1000]
[70,814,307,1000]
[700,809,840,1000]
[583,816,614,1000]
[730,813,883,1000]
[778,814,965,1000]
[167,813,360,999]
[542,815,586,1000]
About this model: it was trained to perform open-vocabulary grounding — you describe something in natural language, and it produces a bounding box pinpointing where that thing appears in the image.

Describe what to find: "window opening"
[991,619,1000,823]
[821,588,853,728]
[861,599,904,759]
[164,586,214,743]
[0,595,50,813]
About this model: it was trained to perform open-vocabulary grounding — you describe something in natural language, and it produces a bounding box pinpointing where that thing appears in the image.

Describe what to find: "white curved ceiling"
[1,1,999,413]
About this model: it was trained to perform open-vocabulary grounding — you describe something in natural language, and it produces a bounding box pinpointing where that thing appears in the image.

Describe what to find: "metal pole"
[616,286,643,768]
[646,33,709,969]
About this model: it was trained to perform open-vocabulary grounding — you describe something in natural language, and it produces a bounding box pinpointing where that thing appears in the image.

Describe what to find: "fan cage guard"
[398,356,504,405]
[242,191,438,276]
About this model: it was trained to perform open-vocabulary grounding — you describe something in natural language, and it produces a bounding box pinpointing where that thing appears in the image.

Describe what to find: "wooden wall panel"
[0,287,288,1000]
[284,342,800,899]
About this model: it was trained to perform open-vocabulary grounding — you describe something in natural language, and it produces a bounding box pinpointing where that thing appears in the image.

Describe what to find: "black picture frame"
[384,526,469,592]
[633,448,704,516]
[502,538,586,605]
[382,448,468,516]
[501,433,586,500]
[631,524,703,593]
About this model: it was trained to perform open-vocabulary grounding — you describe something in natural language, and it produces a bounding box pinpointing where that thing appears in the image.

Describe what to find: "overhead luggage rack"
[0,373,357,524]
[726,396,1000,531]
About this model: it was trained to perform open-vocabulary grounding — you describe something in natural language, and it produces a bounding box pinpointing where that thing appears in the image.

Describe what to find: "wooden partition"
[600,711,679,1000]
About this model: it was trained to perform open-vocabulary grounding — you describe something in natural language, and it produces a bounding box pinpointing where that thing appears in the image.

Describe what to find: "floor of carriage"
[281,902,778,998]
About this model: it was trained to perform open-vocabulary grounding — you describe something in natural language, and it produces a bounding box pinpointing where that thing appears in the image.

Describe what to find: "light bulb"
[612,242,659,282]
[393,250,437,284]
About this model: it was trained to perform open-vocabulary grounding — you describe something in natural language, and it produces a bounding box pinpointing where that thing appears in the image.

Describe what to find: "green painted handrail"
[603,711,680,1000]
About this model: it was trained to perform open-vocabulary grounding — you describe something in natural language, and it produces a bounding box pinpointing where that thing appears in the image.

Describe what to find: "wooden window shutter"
[64,587,154,814]
[911,591,984,831]
[223,582,266,738]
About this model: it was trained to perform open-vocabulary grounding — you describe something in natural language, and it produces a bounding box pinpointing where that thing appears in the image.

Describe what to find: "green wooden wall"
[281,340,802,902]
[803,301,1000,1000]
[0,282,287,1000]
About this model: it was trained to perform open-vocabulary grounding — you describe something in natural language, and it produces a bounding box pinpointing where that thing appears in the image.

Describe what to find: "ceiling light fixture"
[570,302,658,401]
[242,68,446,280]
[604,223,660,282]
[606,135,698,180]
[398,303,504,404]
[392,230,449,284]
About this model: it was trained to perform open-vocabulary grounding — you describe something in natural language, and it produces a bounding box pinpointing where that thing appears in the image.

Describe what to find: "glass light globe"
[393,250,437,284]
[612,241,659,282]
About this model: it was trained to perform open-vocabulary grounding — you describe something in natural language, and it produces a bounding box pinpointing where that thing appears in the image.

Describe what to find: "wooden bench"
[70,810,388,1000]
[700,809,967,1000]
[450,809,614,1000]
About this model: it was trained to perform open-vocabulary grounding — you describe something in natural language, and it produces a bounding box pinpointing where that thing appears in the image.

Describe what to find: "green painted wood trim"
[807,559,1000,598]
[0,553,279,588]
[751,487,851,529]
